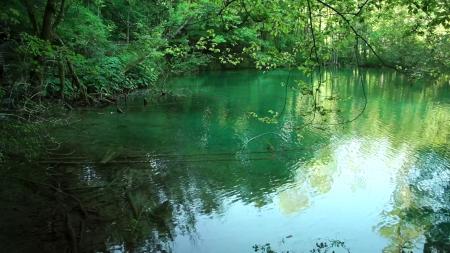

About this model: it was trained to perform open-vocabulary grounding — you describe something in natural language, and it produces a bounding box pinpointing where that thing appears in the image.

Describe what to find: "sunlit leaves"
[247,110,279,124]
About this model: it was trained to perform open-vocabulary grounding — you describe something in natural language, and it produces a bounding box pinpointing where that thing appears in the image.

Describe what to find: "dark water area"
[1,69,449,253]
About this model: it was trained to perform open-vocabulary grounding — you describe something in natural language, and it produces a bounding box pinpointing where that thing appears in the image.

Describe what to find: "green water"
[1,69,449,253]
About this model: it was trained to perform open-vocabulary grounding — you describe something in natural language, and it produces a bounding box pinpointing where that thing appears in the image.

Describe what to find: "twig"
[314,0,394,69]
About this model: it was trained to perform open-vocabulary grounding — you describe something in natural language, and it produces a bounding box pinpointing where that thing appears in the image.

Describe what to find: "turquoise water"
[1,69,449,252]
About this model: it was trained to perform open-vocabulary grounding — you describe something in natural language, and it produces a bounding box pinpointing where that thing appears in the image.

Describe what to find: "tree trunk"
[66,59,89,104]
[41,0,57,41]
[58,57,65,100]
[0,52,4,88]
[126,10,130,44]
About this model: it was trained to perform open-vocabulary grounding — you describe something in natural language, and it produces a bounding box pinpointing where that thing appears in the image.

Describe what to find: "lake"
[1,68,449,253]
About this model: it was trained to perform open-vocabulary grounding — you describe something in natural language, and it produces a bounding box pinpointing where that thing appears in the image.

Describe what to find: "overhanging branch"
[315,0,394,69]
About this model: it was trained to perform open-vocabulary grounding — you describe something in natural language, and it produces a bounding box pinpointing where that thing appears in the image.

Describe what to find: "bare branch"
[355,0,370,16]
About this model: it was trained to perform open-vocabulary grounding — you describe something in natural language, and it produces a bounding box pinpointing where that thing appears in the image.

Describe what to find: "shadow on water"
[0,68,449,252]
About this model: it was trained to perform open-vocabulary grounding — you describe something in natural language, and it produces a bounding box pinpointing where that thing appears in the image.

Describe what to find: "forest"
[0,0,448,105]
[0,0,449,253]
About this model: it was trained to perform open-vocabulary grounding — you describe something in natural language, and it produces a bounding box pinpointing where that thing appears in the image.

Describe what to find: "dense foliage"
[0,0,448,104]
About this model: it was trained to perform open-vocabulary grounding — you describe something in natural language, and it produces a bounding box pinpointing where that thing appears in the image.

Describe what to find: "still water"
[2,69,449,252]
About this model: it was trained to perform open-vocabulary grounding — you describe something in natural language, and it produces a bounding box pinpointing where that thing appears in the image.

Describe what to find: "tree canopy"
[0,0,448,104]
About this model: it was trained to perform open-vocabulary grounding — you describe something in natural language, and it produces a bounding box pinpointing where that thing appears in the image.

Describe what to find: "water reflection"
[0,69,449,252]
[377,148,450,252]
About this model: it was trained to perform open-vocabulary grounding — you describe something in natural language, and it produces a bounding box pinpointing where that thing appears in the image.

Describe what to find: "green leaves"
[18,33,55,58]
[57,4,111,54]
[1,0,448,103]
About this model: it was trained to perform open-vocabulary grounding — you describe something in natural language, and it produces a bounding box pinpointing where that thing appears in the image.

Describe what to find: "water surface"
[1,69,449,253]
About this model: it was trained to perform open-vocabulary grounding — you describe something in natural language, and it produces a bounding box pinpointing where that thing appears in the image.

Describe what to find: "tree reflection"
[0,161,181,253]
[376,148,450,252]
[0,146,301,253]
